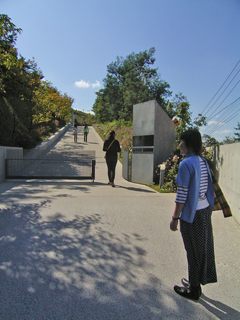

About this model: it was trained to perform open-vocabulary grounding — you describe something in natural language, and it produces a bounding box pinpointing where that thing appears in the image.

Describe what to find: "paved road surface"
[0,126,240,319]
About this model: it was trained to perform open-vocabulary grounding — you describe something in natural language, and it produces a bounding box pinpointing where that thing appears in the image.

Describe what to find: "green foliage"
[93,47,171,122]
[221,136,236,145]
[202,147,214,170]
[156,146,214,193]
[202,134,220,147]
[234,122,240,142]
[148,184,170,193]
[166,93,206,146]
[0,14,73,148]
[73,109,95,126]
[0,14,22,50]
[93,120,133,153]
[159,154,182,193]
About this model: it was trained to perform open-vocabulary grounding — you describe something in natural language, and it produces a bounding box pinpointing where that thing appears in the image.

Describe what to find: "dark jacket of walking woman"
[103,131,121,187]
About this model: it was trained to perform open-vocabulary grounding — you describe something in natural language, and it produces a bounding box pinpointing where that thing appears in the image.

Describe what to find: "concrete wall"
[24,123,71,160]
[133,100,155,136]
[0,147,23,182]
[0,148,4,182]
[154,100,176,165]
[131,153,154,184]
[212,142,240,224]
[122,151,130,181]
[0,123,71,182]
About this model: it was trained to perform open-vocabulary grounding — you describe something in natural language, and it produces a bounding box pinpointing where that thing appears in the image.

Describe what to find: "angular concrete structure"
[131,100,176,184]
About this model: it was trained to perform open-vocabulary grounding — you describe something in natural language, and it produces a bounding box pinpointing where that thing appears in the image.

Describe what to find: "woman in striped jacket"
[170,129,217,300]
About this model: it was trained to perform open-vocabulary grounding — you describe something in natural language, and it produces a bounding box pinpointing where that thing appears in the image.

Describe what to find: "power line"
[200,60,240,116]
[206,107,240,136]
[206,105,240,135]
[206,79,240,119]
[203,97,240,135]
[208,97,240,121]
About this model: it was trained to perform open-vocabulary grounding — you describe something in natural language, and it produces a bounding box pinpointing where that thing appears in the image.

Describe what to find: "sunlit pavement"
[0,126,240,319]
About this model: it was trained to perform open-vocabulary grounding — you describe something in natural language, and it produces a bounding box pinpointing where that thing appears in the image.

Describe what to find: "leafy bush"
[157,148,213,193]
[156,154,182,192]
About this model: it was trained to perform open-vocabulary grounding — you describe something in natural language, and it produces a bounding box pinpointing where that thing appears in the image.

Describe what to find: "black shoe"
[174,285,200,300]
[181,279,202,296]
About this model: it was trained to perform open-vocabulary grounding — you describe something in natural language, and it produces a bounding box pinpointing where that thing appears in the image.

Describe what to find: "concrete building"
[123,100,176,184]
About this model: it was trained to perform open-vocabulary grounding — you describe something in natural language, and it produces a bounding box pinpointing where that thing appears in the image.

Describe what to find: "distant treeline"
[73,109,95,126]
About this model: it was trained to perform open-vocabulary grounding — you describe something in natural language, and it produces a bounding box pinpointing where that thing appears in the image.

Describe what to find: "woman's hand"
[170,203,184,231]
[170,219,178,231]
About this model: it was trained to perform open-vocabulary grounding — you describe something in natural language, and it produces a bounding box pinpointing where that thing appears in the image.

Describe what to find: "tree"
[165,93,208,145]
[93,48,171,122]
[0,14,22,50]
[0,15,73,148]
[202,134,219,147]
[222,136,236,145]
[166,93,192,144]
[0,14,22,95]
[234,122,240,142]
[33,80,73,124]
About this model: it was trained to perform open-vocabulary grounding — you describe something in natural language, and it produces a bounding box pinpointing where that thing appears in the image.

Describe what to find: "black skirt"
[180,206,217,287]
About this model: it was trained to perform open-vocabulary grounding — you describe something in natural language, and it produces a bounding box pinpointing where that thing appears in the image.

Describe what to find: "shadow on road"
[0,201,239,319]
[0,201,209,320]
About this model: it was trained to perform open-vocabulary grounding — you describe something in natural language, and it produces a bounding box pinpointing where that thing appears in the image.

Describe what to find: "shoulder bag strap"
[107,139,115,151]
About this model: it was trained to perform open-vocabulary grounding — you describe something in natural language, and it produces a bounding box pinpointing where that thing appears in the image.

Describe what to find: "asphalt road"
[0,126,240,320]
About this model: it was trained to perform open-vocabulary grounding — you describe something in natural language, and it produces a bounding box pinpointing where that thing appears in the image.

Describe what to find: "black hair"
[180,129,202,155]
[109,131,115,138]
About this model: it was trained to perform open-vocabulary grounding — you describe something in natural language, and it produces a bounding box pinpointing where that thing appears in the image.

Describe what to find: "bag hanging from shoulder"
[104,139,115,159]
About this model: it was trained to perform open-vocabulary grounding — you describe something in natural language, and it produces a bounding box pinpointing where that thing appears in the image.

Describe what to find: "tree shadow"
[0,182,91,205]
[0,201,211,320]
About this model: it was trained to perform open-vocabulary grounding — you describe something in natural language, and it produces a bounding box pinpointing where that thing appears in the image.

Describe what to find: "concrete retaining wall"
[0,147,23,182]
[23,123,71,160]
[0,123,71,182]
[212,142,240,224]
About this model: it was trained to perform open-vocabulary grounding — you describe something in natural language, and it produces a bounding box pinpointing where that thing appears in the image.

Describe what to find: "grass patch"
[148,184,173,193]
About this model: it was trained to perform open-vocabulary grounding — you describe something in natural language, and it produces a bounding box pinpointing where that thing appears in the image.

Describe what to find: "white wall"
[213,142,240,224]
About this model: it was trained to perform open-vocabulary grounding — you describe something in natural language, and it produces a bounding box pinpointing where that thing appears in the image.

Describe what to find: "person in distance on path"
[83,124,89,142]
[103,131,121,187]
[170,129,217,300]
[73,123,78,143]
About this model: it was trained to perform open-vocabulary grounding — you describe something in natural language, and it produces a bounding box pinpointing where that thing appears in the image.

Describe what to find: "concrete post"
[159,164,165,188]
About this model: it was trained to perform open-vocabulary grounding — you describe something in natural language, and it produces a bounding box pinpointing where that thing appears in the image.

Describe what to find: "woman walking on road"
[83,124,89,142]
[103,131,121,187]
[170,129,217,300]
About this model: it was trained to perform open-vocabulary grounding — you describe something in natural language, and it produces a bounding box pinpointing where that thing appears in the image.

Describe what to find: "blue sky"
[1,0,240,141]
